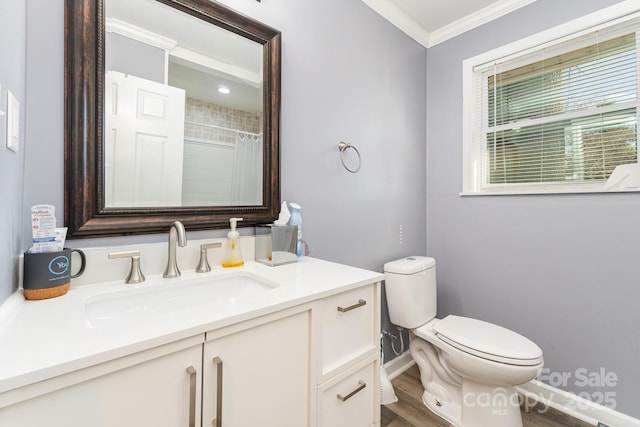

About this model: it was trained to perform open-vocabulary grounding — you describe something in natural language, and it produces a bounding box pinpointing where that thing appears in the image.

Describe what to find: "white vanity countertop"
[0,257,384,394]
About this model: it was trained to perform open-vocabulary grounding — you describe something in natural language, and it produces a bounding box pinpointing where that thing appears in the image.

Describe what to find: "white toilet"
[384,256,543,427]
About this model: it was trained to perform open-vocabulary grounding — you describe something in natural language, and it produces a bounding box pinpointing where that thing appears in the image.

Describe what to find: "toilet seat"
[421,315,543,366]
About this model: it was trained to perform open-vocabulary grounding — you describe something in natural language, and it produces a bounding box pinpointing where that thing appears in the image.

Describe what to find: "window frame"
[462,1,640,195]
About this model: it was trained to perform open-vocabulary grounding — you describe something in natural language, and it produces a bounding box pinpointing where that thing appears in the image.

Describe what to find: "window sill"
[460,187,640,196]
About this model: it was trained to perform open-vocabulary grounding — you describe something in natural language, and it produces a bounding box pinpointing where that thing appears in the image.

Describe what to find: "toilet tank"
[383,256,437,329]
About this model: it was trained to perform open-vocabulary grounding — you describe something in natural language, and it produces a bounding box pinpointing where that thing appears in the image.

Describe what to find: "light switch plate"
[0,84,5,149]
[6,90,19,152]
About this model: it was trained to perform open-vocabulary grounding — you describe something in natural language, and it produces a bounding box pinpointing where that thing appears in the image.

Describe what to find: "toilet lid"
[433,315,543,366]
[384,256,435,274]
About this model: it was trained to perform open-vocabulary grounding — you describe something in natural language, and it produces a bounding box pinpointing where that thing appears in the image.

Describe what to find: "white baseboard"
[383,350,414,380]
[518,380,640,427]
[385,351,640,427]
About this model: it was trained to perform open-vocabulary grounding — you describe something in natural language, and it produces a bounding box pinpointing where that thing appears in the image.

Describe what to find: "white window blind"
[466,12,640,194]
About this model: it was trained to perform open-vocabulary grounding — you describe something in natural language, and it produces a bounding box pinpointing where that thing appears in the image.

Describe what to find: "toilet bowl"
[384,256,543,427]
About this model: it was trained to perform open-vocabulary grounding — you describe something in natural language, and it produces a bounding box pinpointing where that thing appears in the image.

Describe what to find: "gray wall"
[14,0,636,419]
[0,0,27,305]
[426,0,639,418]
[17,0,427,333]
[213,0,428,272]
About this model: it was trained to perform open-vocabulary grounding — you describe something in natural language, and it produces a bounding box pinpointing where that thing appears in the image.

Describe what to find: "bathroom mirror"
[65,0,281,238]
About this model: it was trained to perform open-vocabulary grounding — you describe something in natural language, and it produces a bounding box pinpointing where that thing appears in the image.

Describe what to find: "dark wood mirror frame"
[65,0,281,238]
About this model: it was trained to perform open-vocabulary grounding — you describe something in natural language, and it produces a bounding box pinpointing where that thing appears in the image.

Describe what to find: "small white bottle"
[222,217,244,268]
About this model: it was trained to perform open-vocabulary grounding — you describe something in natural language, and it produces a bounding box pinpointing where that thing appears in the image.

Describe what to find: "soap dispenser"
[222,217,244,268]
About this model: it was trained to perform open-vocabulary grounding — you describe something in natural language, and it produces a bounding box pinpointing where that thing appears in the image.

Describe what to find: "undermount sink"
[84,272,280,328]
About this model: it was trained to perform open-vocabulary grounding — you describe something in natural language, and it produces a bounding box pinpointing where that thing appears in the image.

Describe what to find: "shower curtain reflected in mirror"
[231,132,263,205]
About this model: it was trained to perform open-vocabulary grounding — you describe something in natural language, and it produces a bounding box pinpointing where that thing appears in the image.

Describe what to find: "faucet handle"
[109,250,145,284]
[196,242,222,273]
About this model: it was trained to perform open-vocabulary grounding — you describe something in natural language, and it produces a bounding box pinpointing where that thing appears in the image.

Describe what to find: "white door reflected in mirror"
[105,71,186,207]
[104,0,264,208]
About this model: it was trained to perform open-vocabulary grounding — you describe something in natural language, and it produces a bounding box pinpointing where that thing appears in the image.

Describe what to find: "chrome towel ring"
[338,141,361,173]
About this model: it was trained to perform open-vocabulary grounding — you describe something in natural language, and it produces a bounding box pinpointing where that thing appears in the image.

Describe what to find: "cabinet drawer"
[317,358,377,427]
[321,285,376,376]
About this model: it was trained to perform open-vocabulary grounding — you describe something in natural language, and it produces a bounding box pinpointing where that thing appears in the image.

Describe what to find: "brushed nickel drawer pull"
[186,366,197,427]
[337,380,366,402]
[337,299,366,313]
[212,357,223,427]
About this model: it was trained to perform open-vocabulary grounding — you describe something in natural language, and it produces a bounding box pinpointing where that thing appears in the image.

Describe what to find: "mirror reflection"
[105,0,263,207]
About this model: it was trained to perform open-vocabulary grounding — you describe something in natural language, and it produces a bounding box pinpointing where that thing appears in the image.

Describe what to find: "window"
[462,5,640,194]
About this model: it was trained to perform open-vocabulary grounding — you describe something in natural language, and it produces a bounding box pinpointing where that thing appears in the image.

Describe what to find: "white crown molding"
[169,46,261,88]
[428,0,537,47]
[362,0,538,49]
[106,18,177,51]
[361,0,431,47]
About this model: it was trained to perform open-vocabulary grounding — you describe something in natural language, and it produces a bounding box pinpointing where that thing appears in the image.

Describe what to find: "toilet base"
[422,389,461,426]
[421,382,523,427]
[410,330,530,427]
[459,381,523,427]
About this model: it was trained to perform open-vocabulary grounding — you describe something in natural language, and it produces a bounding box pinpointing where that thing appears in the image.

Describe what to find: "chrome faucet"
[163,221,187,278]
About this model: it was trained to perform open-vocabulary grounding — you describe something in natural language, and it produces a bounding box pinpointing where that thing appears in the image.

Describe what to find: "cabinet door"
[203,309,311,427]
[0,343,202,427]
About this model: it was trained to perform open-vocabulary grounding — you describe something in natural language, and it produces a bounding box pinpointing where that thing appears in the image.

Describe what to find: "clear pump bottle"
[222,217,244,268]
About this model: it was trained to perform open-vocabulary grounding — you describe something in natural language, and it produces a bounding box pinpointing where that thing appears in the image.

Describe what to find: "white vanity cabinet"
[202,306,312,427]
[0,336,204,427]
[199,283,380,427]
[316,284,380,426]
[0,258,383,427]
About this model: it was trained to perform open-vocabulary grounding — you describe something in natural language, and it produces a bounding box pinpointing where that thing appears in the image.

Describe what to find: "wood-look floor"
[381,365,594,427]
